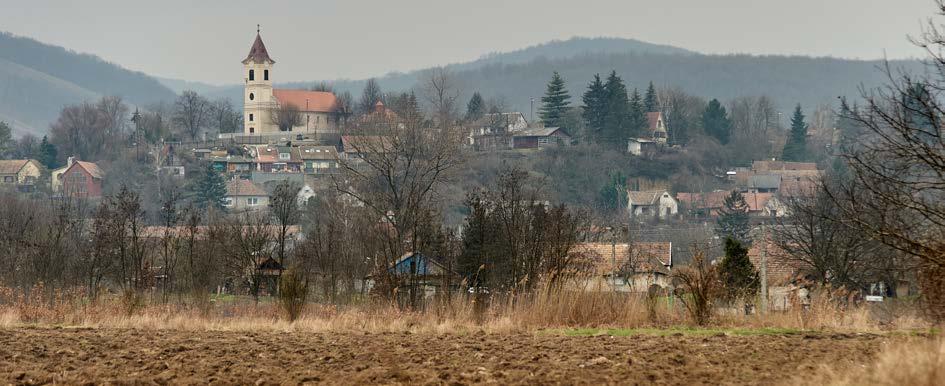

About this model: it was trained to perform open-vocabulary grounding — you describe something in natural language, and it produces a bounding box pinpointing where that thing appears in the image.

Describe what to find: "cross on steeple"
[257,24,260,34]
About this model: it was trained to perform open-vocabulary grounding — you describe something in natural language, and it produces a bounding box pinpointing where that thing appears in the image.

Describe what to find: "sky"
[0,0,934,85]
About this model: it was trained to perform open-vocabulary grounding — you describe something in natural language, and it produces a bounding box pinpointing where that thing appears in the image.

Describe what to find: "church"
[242,31,340,136]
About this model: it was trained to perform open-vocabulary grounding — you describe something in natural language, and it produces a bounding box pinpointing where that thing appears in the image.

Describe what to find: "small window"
[249,113,254,122]
[248,197,259,206]
[264,69,269,81]
[249,127,255,134]
[249,93,254,101]
[249,69,255,81]
[224,198,234,207]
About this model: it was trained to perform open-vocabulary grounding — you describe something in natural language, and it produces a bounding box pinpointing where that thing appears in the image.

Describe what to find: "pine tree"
[628,88,648,137]
[581,74,607,139]
[781,104,808,161]
[718,237,759,300]
[194,164,228,211]
[596,171,627,212]
[39,135,58,169]
[716,190,750,244]
[539,71,572,128]
[643,81,658,112]
[602,71,630,146]
[0,121,12,158]
[465,92,486,122]
[702,99,731,144]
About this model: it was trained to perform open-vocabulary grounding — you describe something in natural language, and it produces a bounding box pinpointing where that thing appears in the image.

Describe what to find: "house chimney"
[67,156,75,167]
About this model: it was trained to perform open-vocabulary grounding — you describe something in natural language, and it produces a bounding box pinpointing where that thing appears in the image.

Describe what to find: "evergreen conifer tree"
[716,190,750,244]
[581,74,607,139]
[719,237,759,300]
[602,71,630,145]
[0,121,12,158]
[643,81,658,112]
[465,92,486,122]
[781,104,808,161]
[539,71,572,128]
[194,164,228,211]
[628,88,648,137]
[39,135,58,169]
[702,99,732,144]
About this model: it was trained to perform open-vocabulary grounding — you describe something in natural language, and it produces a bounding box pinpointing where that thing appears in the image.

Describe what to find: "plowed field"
[0,327,887,385]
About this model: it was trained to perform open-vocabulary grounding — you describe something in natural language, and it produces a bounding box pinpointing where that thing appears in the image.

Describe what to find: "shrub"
[672,248,720,326]
[278,269,308,322]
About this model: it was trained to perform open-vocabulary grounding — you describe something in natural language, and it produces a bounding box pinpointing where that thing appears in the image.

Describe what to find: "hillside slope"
[0,32,177,135]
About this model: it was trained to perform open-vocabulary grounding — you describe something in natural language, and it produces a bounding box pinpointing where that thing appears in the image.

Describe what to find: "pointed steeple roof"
[243,32,275,64]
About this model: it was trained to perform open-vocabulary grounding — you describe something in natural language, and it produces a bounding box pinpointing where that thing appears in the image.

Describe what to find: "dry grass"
[793,337,945,386]
[0,285,931,334]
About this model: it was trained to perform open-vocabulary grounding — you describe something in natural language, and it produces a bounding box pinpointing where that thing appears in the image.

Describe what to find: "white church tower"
[242,27,275,135]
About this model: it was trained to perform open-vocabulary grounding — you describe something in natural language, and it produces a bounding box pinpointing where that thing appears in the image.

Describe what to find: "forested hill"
[197,37,920,117]
[0,32,176,135]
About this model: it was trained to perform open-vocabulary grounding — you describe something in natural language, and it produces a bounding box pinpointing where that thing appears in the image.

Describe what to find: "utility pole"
[760,221,768,314]
[530,97,535,124]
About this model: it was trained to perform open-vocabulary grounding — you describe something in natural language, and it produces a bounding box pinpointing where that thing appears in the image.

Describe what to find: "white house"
[627,190,678,219]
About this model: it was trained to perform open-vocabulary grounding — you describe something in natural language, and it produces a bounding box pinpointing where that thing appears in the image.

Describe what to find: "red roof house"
[62,161,104,198]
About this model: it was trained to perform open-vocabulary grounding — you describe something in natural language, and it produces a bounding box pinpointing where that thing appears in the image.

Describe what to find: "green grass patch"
[556,326,806,337]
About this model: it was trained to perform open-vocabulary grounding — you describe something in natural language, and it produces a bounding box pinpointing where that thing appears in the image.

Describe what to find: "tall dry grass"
[0,285,930,333]
[793,338,945,386]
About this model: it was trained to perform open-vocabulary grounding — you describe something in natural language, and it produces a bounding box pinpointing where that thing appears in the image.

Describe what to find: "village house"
[644,112,669,144]
[627,190,678,219]
[242,31,340,136]
[225,179,269,211]
[0,159,43,191]
[297,145,339,174]
[676,191,789,218]
[510,127,572,149]
[250,144,302,172]
[627,138,660,156]
[61,160,104,198]
[467,112,529,149]
[570,242,673,292]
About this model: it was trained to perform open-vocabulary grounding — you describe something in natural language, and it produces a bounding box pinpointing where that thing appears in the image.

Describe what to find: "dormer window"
[279,153,290,160]
[249,69,255,81]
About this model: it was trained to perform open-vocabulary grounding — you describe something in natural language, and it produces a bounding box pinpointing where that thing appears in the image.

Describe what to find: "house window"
[248,197,259,206]
[2,176,12,183]
[279,153,290,160]
[538,137,550,146]
[249,93,255,101]
[264,69,269,81]
[249,113,254,122]
[249,69,255,81]
[223,198,234,207]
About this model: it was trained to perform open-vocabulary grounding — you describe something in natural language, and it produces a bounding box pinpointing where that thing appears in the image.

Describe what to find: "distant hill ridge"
[185,36,920,118]
[0,31,176,135]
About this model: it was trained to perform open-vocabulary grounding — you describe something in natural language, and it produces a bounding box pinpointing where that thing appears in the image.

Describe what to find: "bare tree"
[269,180,301,266]
[173,90,210,141]
[334,105,465,299]
[672,245,720,326]
[271,103,303,132]
[420,67,461,127]
[358,78,382,115]
[209,98,242,134]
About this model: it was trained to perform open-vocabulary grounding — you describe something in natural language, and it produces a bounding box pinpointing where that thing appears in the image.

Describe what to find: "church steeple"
[243,28,275,64]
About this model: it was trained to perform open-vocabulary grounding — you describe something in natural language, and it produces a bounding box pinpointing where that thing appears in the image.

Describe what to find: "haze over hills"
[0,32,176,136]
[0,33,923,136]
[184,36,921,121]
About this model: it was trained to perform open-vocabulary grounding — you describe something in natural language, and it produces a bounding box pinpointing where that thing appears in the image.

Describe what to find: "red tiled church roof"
[272,89,337,113]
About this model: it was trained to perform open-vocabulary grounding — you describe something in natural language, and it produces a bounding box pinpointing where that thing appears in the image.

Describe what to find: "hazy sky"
[0,0,934,84]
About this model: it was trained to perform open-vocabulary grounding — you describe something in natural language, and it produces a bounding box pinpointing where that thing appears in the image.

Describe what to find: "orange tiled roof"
[272,89,337,113]
[571,242,672,276]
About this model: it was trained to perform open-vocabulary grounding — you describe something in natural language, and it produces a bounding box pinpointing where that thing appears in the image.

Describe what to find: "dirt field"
[0,327,888,385]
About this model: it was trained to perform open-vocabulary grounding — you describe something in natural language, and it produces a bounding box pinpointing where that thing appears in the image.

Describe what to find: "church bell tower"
[242,26,275,135]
